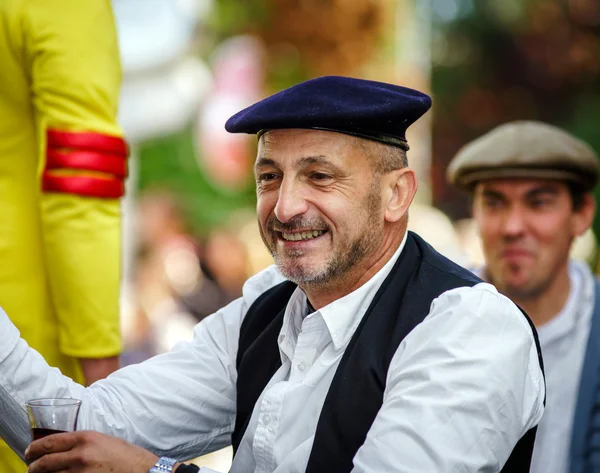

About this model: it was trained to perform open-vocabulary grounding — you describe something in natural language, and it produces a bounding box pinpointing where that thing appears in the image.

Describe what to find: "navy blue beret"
[225,76,431,149]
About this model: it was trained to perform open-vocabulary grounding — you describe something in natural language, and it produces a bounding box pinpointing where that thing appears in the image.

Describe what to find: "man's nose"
[274,179,309,223]
[502,208,526,237]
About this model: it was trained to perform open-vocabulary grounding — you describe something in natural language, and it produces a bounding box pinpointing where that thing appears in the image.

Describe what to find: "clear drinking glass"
[25,398,81,441]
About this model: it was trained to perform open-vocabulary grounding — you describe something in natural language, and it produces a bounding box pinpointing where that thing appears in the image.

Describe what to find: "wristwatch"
[148,457,178,473]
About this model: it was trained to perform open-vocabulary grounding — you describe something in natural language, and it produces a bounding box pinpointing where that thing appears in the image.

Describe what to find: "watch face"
[150,457,177,473]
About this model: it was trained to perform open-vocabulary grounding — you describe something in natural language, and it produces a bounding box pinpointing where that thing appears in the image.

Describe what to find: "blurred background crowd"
[117,0,600,367]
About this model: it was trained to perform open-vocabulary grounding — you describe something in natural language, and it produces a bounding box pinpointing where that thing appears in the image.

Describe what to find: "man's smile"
[279,230,326,241]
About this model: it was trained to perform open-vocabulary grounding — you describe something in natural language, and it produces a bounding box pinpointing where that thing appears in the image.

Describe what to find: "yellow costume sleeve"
[23,0,125,358]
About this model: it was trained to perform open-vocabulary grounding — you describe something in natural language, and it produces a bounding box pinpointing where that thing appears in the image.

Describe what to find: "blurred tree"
[208,0,395,89]
[431,0,600,238]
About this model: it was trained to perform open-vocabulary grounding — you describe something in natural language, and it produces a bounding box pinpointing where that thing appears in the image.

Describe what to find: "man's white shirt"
[473,261,594,473]
[0,235,544,472]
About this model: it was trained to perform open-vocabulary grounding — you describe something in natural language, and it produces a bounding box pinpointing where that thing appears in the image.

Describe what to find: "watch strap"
[174,464,200,473]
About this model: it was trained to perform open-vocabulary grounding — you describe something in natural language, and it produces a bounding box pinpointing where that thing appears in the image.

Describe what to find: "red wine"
[31,428,66,441]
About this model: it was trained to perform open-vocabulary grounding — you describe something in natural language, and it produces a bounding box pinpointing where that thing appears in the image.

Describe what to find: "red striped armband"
[43,129,129,199]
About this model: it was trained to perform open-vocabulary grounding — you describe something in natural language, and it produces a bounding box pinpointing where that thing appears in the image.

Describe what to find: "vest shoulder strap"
[569,279,600,473]
[232,280,296,452]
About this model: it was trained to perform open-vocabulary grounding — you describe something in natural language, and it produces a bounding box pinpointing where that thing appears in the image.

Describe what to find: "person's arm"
[0,302,237,461]
[0,303,236,463]
[79,357,120,386]
[352,283,545,472]
[25,0,126,374]
[0,266,284,462]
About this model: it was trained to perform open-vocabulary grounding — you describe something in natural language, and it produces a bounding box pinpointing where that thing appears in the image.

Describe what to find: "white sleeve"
[352,283,545,473]
[0,265,285,461]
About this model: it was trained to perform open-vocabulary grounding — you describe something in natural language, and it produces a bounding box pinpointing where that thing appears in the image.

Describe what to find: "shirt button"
[263,414,271,424]
[297,361,306,372]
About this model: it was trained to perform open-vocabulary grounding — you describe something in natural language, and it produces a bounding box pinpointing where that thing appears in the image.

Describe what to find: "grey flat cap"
[447,120,600,191]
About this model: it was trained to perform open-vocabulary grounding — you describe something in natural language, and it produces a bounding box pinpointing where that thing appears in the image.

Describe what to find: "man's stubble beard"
[259,179,383,288]
[488,262,554,302]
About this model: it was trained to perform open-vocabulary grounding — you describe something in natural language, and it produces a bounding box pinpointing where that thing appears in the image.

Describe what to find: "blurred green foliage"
[137,127,256,237]
[202,0,271,51]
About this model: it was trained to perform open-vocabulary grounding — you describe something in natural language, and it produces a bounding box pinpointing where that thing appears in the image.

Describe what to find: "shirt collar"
[278,232,408,360]
[536,259,595,344]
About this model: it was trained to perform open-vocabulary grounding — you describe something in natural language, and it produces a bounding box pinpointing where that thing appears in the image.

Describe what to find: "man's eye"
[483,199,502,209]
[310,172,331,181]
[259,173,278,183]
[530,199,551,208]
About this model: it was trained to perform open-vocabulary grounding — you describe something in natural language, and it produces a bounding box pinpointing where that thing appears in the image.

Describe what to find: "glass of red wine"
[25,398,82,441]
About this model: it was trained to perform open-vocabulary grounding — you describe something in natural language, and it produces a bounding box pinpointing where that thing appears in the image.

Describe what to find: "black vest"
[234,232,544,472]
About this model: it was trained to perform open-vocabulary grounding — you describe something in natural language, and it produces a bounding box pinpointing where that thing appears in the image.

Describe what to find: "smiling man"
[0,77,544,473]
[447,120,600,473]
[254,129,396,305]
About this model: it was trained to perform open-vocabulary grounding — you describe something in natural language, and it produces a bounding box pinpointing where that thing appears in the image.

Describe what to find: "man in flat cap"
[448,120,600,473]
[0,77,543,473]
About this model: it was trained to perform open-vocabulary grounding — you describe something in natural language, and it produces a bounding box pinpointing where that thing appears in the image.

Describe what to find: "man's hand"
[25,431,159,473]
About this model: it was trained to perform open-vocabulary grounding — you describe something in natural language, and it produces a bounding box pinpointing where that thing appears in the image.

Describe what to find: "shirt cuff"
[0,307,21,364]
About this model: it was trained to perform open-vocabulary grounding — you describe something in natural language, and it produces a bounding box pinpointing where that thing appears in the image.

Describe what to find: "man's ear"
[572,193,596,237]
[384,168,418,223]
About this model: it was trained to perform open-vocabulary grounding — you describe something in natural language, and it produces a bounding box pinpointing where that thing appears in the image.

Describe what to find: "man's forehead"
[475,178,568,195]
[256,129,360,163]
[259,128,354,147]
